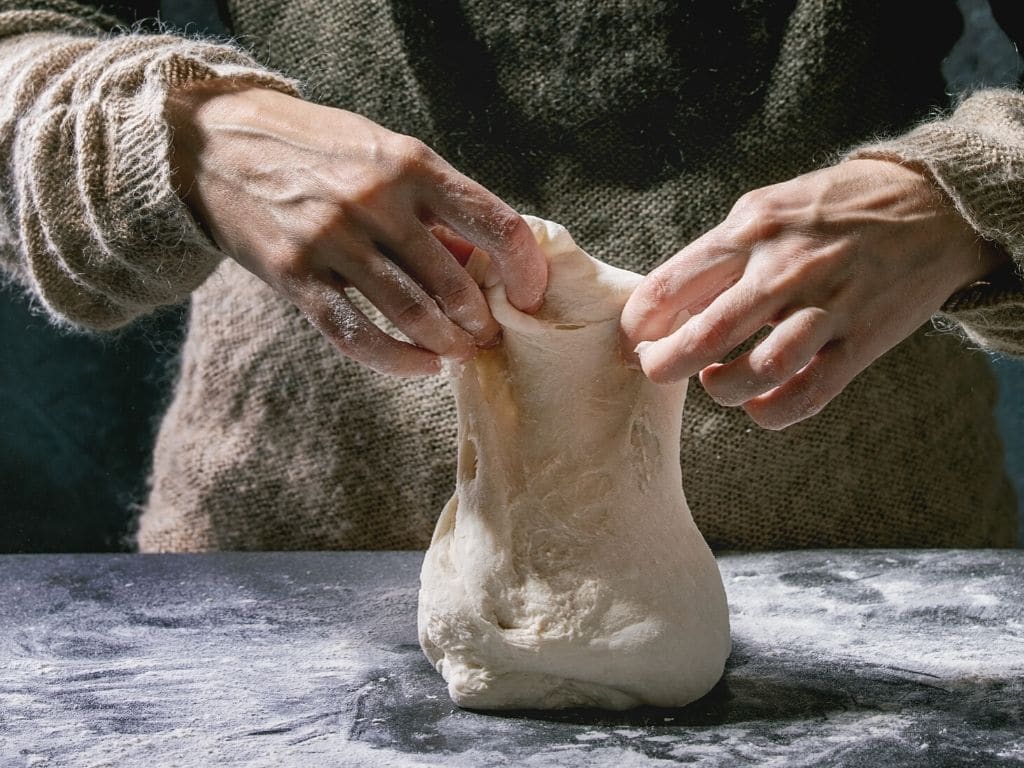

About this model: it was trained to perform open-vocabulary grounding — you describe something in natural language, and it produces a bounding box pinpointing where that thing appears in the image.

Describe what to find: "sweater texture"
[0,0,1022,550]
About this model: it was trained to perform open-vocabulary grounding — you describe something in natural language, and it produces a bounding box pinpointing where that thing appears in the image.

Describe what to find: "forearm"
[0,7,299,330]
[847,87,1024,355]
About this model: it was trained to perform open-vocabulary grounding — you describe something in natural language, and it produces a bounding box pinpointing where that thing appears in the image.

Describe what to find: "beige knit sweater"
[1,1,1022,551]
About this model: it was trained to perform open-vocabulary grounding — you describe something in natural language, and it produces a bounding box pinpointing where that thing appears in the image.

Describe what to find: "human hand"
[621,159,1007,429]
[165,83,546,376]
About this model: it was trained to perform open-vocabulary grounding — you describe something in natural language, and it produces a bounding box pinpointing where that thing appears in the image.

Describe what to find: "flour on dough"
[417,216,731,710]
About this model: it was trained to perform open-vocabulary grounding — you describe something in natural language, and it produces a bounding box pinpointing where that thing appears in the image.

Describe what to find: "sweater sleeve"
[846,88,1024,357]
[0,6,300,330]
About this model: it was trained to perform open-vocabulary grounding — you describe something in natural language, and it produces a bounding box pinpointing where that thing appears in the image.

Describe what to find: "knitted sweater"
[0,0,1022,550]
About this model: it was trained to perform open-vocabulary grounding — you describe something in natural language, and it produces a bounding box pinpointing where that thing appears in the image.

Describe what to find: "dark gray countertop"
[1,550,1022,767]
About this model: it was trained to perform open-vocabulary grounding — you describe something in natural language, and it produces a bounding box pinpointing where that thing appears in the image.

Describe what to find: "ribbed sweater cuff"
[845,88,1024,353]
[6,27,300,330]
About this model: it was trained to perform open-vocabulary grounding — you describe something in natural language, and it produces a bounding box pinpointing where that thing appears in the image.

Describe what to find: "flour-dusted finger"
[328,243,476,362]
[699,307,835,406]
[377,222,501,346]
[429,223,478,266]
[428,174,547,312]
[301,280,442,376]
[620,229,745,352]
[636,277,782,384]
[741,341,855,430]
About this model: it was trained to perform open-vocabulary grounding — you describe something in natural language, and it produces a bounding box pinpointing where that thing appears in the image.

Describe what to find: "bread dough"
[417,216,731,710]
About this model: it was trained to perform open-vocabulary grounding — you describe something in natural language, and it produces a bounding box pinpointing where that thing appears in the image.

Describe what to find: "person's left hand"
[620,158,1008,430]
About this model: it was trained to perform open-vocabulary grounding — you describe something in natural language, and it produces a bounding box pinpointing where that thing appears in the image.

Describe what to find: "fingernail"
[482,262,501,289]
[443,346,475,364]
[518,295,544,315]
[425,356,445,376]
[480,330,502,349]
[634,340,654,371]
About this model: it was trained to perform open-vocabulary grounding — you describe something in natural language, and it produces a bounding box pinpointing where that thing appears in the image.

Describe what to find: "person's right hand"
[165,83,547,376]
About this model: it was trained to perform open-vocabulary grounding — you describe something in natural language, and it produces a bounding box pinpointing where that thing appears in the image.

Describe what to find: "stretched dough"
[417,217,730,710]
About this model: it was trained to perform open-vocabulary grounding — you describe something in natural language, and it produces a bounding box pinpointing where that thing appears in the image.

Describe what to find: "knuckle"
[729,188,767,217]
[332,170,390,213]
[331,195,364,219]
[434,280,495,341]
[731,189,765,215]
[795,377,828,418]
[729,191,784,243]
[754,353,785,386]
[643,267,674,308]
[493,211,534,250]
[334,139,436,212]
[271,243,316,284]
[393,297,433,329]
[310,301,347,341]
[791,307,826,339]
[741,208,783,244]
[392,135,435,172]
[754,335,805,384]
[331,190,377,224]
[435,276,481,313]
[308,299,337,332]
[307,296,366,352]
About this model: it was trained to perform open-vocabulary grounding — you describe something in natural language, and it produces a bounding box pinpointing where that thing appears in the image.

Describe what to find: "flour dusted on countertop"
[417,216,731,710]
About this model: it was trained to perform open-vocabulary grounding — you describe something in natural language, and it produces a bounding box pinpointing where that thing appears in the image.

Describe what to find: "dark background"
[0,0,1022,552]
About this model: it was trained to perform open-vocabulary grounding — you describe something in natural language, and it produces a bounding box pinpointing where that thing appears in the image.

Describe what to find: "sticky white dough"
[417,216,731,710]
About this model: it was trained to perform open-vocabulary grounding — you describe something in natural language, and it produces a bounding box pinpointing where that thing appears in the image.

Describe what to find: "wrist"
[164,82,294,229]
[856,159,1007,294]
[870,158,1008,293]
[917,170,1009,293]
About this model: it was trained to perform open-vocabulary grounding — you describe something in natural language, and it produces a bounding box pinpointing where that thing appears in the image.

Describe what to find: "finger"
[636,277,781,384]
[429,225,496,288]
[699,307,834,406]
[377,222,501,346]
[428,175,547,313]
[328,244,476,361]
[742,341,852,430]
[428,223,477,266]
[303,281,442,377]
[620,230,744,350]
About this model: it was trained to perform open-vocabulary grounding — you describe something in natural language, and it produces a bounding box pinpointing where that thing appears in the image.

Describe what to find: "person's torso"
[141,0,1015,551]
